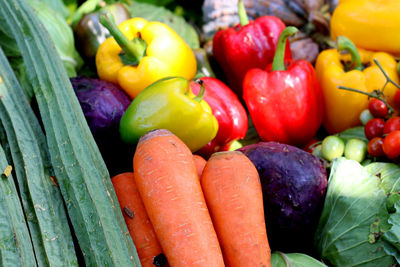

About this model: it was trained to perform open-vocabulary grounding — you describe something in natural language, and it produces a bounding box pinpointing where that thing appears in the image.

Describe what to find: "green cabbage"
[27,0,83,77]
[315,157,400,266]
[271,252,327,267]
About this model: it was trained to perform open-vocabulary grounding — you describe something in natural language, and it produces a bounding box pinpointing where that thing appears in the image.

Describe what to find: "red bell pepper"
[212,0,292,99]
[190,77,248,158]
[243,27,324,146]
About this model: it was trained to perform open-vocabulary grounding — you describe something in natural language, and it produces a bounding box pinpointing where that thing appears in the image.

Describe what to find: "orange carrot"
[201,151,271,267]
[193,154,207,178]
[133,129,225,267]
[112,172,166,267]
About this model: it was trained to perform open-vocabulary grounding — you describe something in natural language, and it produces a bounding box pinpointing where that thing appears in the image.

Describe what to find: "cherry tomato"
[321,136,345,162]
[382,130,400,159]
[344,139,367,162]
[383,116,400,135]
[367,137,385,157]
[393,90,400,112]
[368,98,388,118]
[364,118,385,140]
[359,109,374,125]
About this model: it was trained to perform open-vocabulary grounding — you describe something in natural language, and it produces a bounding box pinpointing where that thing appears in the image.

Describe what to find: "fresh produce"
[343,138,367,162]
[212,0,291,97]
[190,77,248,158]
[321,135,345,162]
[70,76,133,175]
[27,0,83,77]
[271,252,327,267]
[193,154,207,178]
[238,142,328,253]
[331,0,400,56]
[315,158,400,266]
[0,48,78,266]
[201,151,271,267]
[368,98,388,118]
[243,27,324,147]
[133,129,225,267]
[119,77,218,152]
[315,36,400,134]
[126,0,200,50]
[382,130,400,160]
[359,109,374,125]
[364,118,385,140]
[74,3,130,59]
[0,146,37,266]
[367,137,385,157]
[112,172,165,267]
[0,0,140,265]
[96,14,197,99]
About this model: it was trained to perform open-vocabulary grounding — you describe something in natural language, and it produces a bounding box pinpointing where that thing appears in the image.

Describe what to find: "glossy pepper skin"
[96,16,197,99]
[243,27,324,147]
[331,0,400,56]
[316,38,400,134]
[119,77,218,152]
[190,77,248,158]
[212,0,291,98]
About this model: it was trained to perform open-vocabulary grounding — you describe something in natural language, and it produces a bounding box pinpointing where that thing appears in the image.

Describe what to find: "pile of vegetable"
[1,0,400,266]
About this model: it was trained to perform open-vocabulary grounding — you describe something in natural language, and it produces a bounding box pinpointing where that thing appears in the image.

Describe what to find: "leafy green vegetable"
[126,1,200,49]
[315,158,399,266]
[28,0,83,77]
[37,0,70,19]
[271,252,327,267]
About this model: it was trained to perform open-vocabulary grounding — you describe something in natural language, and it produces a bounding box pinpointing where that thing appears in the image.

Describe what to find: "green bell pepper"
[119,76,219,152]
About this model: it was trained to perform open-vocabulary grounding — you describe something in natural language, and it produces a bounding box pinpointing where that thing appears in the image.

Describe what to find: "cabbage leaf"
[315,158,397,266]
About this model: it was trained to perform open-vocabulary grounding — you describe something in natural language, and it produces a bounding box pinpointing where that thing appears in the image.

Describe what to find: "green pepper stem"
[193,80,205,102]
[337,36,363,71]
[271,26,298,71]
[238,0,249,26]
[99,12,146,65]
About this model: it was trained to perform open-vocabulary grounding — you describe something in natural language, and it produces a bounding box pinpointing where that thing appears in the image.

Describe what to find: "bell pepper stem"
[271,26,298,71]
[337,36,363,71]
[193,80,205,102]
[99,12,146,65]
[238,0,249,26]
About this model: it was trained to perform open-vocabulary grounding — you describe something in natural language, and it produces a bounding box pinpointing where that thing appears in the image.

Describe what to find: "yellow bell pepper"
[96,14,197,99]
[316,36,400,134]
[331,0,400,56]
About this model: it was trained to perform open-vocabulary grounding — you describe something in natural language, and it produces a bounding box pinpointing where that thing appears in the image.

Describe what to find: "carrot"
[112,172,166,267]
[193,154,207,178]
[201,151,271,267]
[133,129,225,267]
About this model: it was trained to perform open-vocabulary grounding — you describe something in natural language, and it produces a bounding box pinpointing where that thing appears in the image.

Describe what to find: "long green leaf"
[0,144,37,266]
[0,0,140,266]
[0,47,78,266]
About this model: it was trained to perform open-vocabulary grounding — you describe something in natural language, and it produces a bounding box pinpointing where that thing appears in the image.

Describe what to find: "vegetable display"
[2,0,400,266]
[96,14,197,99]
[243,27,324,146]
[119,77,218,152]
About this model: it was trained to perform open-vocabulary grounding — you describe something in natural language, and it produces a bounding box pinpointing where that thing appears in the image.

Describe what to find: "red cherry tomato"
[383,130,400,159]
[383,116,400,135]
[368,98,388,118]
[364,118,385,140]
[393,90,400,112]
[367,137,385,157]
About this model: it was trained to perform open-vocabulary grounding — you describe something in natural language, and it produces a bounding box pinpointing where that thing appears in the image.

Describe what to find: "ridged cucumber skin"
[0,47,78,267]
[0,144,37,267]
[0,1,140,266]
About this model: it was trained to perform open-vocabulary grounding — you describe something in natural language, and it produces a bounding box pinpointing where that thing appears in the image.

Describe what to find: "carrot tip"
[138,129,173,144]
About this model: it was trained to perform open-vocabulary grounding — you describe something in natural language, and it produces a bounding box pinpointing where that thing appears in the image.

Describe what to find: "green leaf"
[336,126,368,143]
[315,157,396,266]
[271,252,327,267]
[126,1,200,49]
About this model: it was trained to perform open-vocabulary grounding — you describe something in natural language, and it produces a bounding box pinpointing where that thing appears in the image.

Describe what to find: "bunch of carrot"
[112,129,271,267]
